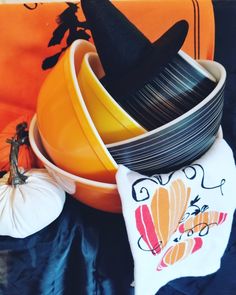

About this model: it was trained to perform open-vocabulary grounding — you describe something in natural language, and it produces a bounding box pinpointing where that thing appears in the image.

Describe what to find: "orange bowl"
[29,115,121,213]
[77,51,146,144]
[29,116,223,214]
[37,40,117,183]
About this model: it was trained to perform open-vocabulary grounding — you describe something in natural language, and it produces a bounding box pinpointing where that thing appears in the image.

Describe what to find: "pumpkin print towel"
[116,136,236,295]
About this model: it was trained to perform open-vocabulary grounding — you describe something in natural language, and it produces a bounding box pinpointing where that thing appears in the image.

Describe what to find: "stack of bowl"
[30,39,226,213]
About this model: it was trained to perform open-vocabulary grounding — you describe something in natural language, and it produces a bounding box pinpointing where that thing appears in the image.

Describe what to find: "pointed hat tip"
[81,0,150,76]
[176,19,189,39]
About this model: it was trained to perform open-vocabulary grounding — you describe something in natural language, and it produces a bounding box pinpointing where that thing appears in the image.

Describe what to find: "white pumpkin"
[0,168,65,238]
[0,121,66,238]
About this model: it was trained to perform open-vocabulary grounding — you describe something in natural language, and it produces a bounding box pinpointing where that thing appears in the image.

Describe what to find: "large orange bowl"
[77,51,146,144]
[37,40,117,183]
[29,116,223,214]
[29,116,122,213]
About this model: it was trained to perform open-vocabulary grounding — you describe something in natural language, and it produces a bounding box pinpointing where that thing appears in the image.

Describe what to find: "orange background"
[0,0,214,112]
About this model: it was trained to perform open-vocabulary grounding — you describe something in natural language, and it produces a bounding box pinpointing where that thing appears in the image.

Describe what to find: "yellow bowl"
[29,116,121,213]
[37,40,117,183]
[77,51,146,144]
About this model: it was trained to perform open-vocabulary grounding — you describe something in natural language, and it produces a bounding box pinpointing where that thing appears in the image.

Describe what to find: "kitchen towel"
[116,136,236,295]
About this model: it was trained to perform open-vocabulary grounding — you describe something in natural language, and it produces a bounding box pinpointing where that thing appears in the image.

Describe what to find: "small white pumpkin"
[0,169,65,238]
[0,124,65,238]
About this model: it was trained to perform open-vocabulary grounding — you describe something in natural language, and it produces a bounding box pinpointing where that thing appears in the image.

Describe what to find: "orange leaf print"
[151,179,191,249]
[179,211,227,234]
[157,237,203,271]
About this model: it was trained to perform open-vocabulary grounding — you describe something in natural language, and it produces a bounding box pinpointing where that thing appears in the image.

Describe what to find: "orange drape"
[0,0,214,123]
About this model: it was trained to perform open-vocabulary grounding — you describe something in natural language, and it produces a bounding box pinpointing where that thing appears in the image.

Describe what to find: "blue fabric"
[0,196,134,295]
[214,0,236,160]
[0,1,236,294]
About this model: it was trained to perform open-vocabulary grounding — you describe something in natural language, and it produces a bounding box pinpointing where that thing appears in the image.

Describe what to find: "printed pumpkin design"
[151,179,191,247]
[179,211,227,234]
[135,179,191,254]
[135,205,162,255]
[157,237,203,271]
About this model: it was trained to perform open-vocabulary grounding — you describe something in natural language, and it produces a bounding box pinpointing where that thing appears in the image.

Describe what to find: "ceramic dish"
[118,50,217,130]
[29,116,121,213]
[77,50,147,144]
[29,116,223,214]
[107,60,226,175]
[37,40,118,183]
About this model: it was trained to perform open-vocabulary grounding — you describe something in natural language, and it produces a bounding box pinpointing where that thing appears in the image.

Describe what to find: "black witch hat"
[80,0,189,101]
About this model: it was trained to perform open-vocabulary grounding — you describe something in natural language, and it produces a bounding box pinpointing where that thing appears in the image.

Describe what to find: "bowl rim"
[178,50,216,82]
[29,115,117,189]
[83,51,216,133]
[30,115,223,188]
[62,39,118,169]
[81,51,147,132]
[106,59,226,148]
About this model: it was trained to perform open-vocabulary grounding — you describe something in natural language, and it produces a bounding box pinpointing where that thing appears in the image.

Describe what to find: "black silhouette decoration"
[23,3,42,10]
[42,2,91,70]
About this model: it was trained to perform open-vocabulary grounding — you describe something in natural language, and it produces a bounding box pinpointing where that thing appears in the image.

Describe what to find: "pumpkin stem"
[7,122,29,186]
[16,121,30,146]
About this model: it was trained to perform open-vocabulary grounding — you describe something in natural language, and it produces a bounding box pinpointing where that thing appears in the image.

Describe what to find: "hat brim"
[101,20,189,101]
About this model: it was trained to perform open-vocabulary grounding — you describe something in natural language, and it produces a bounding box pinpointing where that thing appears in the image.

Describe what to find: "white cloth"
[116,137,236,295]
